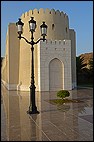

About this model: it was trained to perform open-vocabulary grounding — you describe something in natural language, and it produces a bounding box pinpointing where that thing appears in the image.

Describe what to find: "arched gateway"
[49,58,63,91]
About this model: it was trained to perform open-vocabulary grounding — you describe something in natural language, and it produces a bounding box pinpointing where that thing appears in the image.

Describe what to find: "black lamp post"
[16,17,47,114]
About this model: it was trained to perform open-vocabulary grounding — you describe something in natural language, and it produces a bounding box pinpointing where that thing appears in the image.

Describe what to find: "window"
[52,24,55,30]
[66,27,68,33]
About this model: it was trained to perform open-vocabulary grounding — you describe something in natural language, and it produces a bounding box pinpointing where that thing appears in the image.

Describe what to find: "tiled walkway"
[1,84,93,141]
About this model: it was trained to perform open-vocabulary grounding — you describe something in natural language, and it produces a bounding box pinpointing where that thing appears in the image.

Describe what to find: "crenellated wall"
[20,8,69,41]
[19,8,70,90]
[18,39,72,91]
[1,8,76,91]
[37,40,72,91]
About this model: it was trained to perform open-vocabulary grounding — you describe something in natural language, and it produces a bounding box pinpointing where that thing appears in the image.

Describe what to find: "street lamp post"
[16,17,47,114]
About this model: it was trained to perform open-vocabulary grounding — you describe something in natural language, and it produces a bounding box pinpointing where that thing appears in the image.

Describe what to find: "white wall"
[37,39,72,91]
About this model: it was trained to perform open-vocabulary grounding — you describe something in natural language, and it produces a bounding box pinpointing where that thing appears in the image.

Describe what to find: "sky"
[1,1,93,57]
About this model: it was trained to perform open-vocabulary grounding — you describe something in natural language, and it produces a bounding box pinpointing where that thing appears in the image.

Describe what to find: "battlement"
[21,8,68,19]
[40,39,71,46]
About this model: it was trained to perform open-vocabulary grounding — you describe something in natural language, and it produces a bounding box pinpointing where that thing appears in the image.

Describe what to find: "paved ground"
[1,84,93,141]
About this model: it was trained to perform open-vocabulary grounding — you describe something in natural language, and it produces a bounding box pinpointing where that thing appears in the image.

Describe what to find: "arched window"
[52,24,55,30]
[66,27,68,33]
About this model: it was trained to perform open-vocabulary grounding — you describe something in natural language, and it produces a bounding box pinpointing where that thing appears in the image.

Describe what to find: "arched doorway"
[49,58,63,91]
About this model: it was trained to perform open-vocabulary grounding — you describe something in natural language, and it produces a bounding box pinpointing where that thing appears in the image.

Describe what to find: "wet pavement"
[1,84,93,141]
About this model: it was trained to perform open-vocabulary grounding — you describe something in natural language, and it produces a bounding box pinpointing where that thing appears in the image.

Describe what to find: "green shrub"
[57,90,70,99]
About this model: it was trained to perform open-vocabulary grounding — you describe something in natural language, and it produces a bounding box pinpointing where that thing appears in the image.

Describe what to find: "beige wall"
[19,8,71,89]
[1,27,9,85]
[69,29,77,87]
[1,8,76,91]
[8,23,20,85]
[1,23,20,90]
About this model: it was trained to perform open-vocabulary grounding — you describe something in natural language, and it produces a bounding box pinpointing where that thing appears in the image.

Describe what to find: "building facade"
[1,8,77,91]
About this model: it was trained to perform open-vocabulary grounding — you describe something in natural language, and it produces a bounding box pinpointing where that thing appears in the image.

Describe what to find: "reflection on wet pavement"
[1,84,93,141]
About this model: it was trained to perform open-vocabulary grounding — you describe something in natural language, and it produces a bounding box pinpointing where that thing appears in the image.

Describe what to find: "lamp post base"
[27,110,39,114]
[27,106,39,114]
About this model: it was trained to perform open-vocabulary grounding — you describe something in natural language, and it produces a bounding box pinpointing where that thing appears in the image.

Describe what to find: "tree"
[89,58,93,71]
[1,57,4,67]
[88,58,93,77]
[76,56,88,84]
[76,56,87,74]
[76,55,93,84]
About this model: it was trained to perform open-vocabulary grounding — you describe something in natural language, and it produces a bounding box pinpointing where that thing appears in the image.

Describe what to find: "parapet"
[40,39,71,46]
[21,8,68,19]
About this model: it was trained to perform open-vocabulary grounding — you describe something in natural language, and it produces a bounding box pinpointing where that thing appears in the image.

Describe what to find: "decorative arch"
[49,58,64,91]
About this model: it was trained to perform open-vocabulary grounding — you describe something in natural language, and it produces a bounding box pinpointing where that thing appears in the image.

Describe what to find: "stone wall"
[1,8,76,91]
